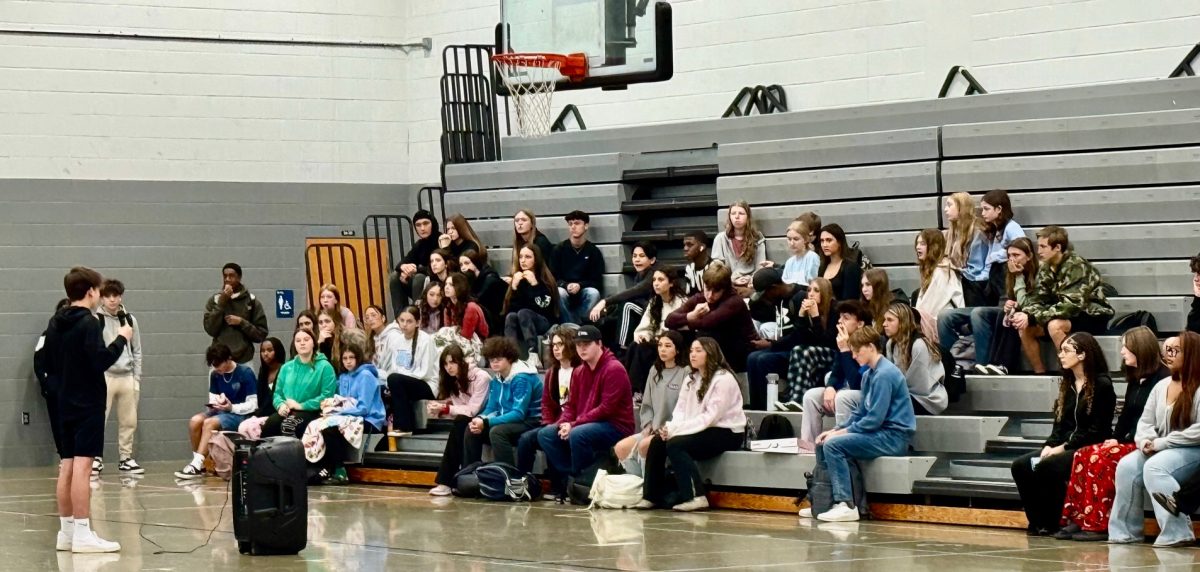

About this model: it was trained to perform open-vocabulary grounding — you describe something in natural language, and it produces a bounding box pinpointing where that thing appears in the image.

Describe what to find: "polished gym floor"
[6,462,1200,571]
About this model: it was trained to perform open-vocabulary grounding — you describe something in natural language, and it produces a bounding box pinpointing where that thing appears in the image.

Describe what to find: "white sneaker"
[985,365,1009,376]
[798,507,813,518]
[429,484,452,496]
[672,496,709,512]
[56,531,71,551]
[782,401,804,412]
[387,430,412,438]
[174,463,204,480]
[816,502,860,522]
[633,499,655,509]
[525,353,542,371]
[72,530,120,553]
[91,457,103,475]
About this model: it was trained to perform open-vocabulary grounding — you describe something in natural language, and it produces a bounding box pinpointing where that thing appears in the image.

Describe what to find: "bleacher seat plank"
[444,153,632,191]
[1109,296,1192,332]
[1032,222,1200,261]
[698,451,935,495]
[745,411,1006,454]
[445,184,631,220]
[1008,186,1200,226]
[942,108,1200,157]
[717,128,939,175]
[717,162,937,206]
[473,213,629,249]
[941,146,1200,193]
[751,197,938,237]
[1094,260,1194,297]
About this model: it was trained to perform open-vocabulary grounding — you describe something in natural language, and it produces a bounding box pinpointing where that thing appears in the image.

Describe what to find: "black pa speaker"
[230,435,308,555]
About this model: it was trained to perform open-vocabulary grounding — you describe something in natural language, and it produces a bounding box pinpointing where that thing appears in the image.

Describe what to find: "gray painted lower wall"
[0,179,417,468]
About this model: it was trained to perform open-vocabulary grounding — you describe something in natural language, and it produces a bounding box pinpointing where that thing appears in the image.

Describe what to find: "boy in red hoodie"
[536,326,634,498]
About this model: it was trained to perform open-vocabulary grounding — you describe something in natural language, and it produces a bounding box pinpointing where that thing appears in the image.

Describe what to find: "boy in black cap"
[745,267,809,410]
[203,262,268,364]
[389,209,441,315]
[549,210,604,324]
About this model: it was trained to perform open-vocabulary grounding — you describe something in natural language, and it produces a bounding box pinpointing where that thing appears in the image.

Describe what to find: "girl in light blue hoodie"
[311,334,385,485]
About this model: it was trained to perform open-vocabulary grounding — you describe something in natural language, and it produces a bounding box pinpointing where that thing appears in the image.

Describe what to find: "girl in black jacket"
[460,249,507,338]
[1010,332,1116,536]
[503,244,560,363]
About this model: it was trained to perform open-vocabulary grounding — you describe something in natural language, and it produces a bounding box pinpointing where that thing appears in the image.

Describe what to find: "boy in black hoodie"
[389,210,441,315]
[42,266,132,553]
[745,268,810,410]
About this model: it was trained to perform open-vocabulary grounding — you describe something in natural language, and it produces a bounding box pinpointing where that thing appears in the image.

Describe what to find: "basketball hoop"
[493,52,588,138]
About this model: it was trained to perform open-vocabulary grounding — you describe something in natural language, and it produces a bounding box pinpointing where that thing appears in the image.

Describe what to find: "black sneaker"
[174,464,203,479]
[118,458,145,474]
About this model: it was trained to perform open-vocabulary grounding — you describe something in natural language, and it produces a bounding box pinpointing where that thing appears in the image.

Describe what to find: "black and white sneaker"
[91,457,104,475]
[118,458,145,474]
[984,365,1008,376]
[174,463,204,480]
[972,364,991,375]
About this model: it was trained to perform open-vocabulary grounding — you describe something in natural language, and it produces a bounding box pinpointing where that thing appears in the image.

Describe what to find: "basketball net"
[493,53,587,138]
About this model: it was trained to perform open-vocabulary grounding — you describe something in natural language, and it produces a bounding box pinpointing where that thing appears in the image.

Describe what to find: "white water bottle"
[766,373,780,411]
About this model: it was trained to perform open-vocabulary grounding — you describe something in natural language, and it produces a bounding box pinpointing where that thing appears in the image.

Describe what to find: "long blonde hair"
[724,201,763,265]
[945,192,980,269]
[885,302,941,371]
[916,229,946,293]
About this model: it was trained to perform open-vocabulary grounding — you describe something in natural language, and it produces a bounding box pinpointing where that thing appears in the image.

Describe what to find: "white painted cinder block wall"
[4,1,1199,184]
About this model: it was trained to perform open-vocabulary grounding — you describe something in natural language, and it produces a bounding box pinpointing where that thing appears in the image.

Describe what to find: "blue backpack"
[475,462,542,502]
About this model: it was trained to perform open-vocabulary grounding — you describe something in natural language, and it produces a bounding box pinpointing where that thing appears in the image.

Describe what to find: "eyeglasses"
[1166,347,1182,357]
[550,342,565,348]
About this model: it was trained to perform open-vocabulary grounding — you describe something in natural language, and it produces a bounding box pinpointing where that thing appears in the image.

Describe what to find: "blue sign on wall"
[275,289,295,319]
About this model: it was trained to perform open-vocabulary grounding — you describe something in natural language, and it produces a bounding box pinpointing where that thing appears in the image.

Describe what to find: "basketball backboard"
[497,0,673,92]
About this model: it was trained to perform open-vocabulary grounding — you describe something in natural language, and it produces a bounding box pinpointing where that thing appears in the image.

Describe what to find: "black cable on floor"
[135,479,231,555]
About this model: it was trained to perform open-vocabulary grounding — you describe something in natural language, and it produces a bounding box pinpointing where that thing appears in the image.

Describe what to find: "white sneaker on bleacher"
[984,365,1009,376]
[525,353,542,371]
[816,502,859,522]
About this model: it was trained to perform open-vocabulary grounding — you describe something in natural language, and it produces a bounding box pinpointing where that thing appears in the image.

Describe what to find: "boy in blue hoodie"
[463,337,543,467]
[805,326,914,523]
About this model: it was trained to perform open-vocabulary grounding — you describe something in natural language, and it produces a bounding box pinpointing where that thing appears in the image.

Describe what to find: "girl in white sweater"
[383,306,439,436]
[638,337,747,512]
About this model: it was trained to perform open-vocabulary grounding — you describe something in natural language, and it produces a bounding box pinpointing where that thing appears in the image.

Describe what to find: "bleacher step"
[364,451,443,470]
[986,436,1042,455]
[912,478,1019,500]
[948,459,1014,481]
[745,410,1006,454]
[620,196,717,212]
[397,434,450,454]
[1020,419,1054,439]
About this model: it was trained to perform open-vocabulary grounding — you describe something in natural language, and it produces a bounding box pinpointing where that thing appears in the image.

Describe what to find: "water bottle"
[766,373,780,411]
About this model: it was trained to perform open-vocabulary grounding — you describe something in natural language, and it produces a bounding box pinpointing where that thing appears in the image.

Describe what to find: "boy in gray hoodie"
[95,279,144,475]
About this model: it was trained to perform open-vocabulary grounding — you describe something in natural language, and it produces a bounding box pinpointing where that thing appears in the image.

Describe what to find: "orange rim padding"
[492,52,589,82]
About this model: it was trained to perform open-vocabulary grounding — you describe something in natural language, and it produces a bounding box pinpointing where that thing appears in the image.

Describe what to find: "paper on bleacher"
[750,438,800,454]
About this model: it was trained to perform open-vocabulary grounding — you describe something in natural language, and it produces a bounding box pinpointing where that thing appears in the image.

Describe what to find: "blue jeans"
[937,307,970,357]
[558,287,600,325]
[516,426,544,474]
[746,349,789,410]
[536,421,624,480]
[937,306,1003,366]
[1109,447,1200,546]
[817,429,911,504]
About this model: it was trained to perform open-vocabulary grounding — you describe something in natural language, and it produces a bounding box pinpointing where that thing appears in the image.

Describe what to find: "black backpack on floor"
[803,457,869,519]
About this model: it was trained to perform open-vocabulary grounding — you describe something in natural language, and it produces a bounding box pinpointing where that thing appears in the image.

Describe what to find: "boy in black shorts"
[42,267,132,553]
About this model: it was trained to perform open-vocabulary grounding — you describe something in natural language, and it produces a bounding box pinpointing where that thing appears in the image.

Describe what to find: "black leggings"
[261,410,321,439]
[642,427,743,504]
[387,373,435,432]
[1010,449,1075,531]
[314,423,381,474]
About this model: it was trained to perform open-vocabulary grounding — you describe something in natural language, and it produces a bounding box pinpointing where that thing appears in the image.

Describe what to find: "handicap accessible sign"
[275,289,295,318]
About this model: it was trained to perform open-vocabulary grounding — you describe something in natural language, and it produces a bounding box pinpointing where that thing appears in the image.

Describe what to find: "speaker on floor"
[229,434,308,555]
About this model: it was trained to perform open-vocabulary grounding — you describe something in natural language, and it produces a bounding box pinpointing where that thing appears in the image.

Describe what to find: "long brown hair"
[1122,326,1164,383]
[317,307,345,364]
[862,268,893,326]
[885,302,941,370]
[809,277,834,320]
[690,337,732,401]
[945,192,980,269]
[511,209,540,267]
[442,272,473,328]
[446,213,487,258]
[653,331,688,385]
[724,201,763,265]
[916,229,946,292]
[437,344,472,399]
[646,267,685,334]
[502,244,560,317]
[545,325,581,372]
[980,189,1014,242]
[1170,332,1200,431]
[1005,237,1039,300]
[1054,333,1109,421]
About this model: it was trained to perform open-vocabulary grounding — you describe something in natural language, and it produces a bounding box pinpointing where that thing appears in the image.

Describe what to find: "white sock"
[191,452,205,467]
[60,517,73,534]
[74,518,91,534]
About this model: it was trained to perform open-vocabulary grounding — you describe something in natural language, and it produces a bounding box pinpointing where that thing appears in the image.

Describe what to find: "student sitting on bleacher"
[510,209,556,277]
[978,190,1024,301]
[749,275,835,411]
[459,249,507,338]
[623,266,686,401]
[1015,226,1114,364]
[614,330,687,477]
[516,325,579,475]
[318,284,357,330]
[860,268,894,330]
[1010,333,1115,537]
[1189,252,1199,334]
[315,308,344,362]
[302,334,385,485]
[504,243,560,367]
[800,326,914,523]
[881,303,947,415]
[417,282,444,334]
[666,262,760,372]
[638,337,746,512]
[382,306,439,437]
[428,345,492,496]
[537,326,634,501]
[966,237,1039,374]
[438,213,485,260]
[744,268,811,409]
[254,337,285,418]
[550,210,604,326]
[426,248,458,288]
[817,224,862,303]
[589,242,660,350]
[175,343,259,479]
[1109,331,1200,547]
[389,210,439,314]
[798,301,871,452]
[710,201,766,297]
[462,337,543,470]
[914,228,963,341]
[434,273,489,365]
[762,220,820,287]
[682,230,714,296]
[1057,326,1169,541]
[944,193,991,307]
[261,327,337,440]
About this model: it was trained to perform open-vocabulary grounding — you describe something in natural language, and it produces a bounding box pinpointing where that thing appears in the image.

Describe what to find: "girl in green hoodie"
[262,327,337,438]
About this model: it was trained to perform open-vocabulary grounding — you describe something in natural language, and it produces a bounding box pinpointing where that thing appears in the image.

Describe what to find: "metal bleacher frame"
[369,75,1200,511]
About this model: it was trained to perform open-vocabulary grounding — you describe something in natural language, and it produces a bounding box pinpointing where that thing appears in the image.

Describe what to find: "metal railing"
[551,104,587,132]
[361,215,414,317]
[441,44,506,163]
[722,85,787,118]
[1169,43,1200,78]
[937,66,987,98]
